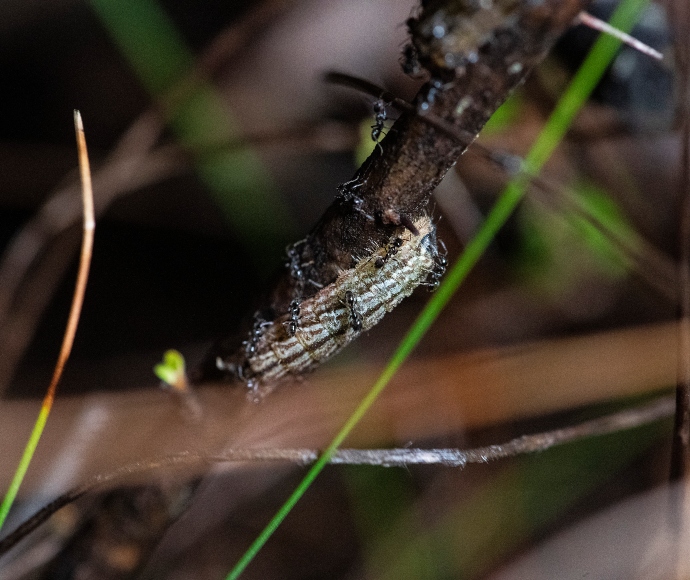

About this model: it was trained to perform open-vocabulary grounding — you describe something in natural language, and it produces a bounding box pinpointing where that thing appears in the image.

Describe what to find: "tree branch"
[204,0,591,393]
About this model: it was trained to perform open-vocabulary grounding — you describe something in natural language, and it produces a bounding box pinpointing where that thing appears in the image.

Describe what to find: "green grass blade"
[88,0,297,267]
[222,0,649,574]
[0,112,95,533]
[0,406,51,530]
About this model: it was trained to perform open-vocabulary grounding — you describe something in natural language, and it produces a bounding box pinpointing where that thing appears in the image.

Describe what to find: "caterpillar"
[216,213,443,397]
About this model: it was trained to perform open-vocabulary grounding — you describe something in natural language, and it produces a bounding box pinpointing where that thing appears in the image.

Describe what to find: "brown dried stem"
[575,11,663,60]
[0,112,95,535]
[0,394,672,557]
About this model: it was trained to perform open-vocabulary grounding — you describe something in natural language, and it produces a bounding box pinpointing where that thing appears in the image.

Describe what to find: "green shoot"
[154,349,188,391]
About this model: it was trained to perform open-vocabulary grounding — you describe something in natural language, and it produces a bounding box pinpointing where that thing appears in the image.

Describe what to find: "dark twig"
[0,453,202,559]
[671,0,690,482]
[0,395,673,557]
[324,71,478,148]
[183,120,360,157]
[325,71,526,174]
[206,0,590,388]
[667,8,690,578]
[328,72,678,303]
[292,0,587,289]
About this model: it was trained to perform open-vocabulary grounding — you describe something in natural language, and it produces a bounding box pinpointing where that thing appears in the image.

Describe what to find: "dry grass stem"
[0,1,292,394]
[0,394,672,557]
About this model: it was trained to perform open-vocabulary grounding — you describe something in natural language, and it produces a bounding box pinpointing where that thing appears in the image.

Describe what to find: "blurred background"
[0,0,685,578]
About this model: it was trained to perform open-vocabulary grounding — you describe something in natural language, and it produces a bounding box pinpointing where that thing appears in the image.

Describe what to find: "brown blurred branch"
[0,394,672,557]
[0,0,296,395]
[671,0,690,482]
[0,118,183,394]
[0,321,677,500]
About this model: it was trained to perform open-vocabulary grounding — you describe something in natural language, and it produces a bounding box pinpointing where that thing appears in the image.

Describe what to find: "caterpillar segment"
[218,213,441,395]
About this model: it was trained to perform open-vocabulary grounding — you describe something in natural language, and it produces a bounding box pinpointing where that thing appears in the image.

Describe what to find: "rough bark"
[201,0,590,393]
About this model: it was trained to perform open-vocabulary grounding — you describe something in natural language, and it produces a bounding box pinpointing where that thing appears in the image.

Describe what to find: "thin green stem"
[524,0,650,175]
[227,0,649,576]
[88,0,297,268]
[0,407,50,530]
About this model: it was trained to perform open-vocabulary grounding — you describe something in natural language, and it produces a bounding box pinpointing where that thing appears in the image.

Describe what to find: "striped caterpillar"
[216,213,444,397]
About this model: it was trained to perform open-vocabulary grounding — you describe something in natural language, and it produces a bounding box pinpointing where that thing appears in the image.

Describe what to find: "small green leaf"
[154,349,186,387]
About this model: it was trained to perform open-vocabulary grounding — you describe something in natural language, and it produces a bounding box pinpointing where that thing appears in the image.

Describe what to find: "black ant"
[337,175,363,193]
[285,240,307,294]
[344,290,363,332]
[371,99,387,151]
[284,299,300,337]
[375,236,403,268]
[337,178,374,222]
[286,239,324,294]
[243,314,269,358]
